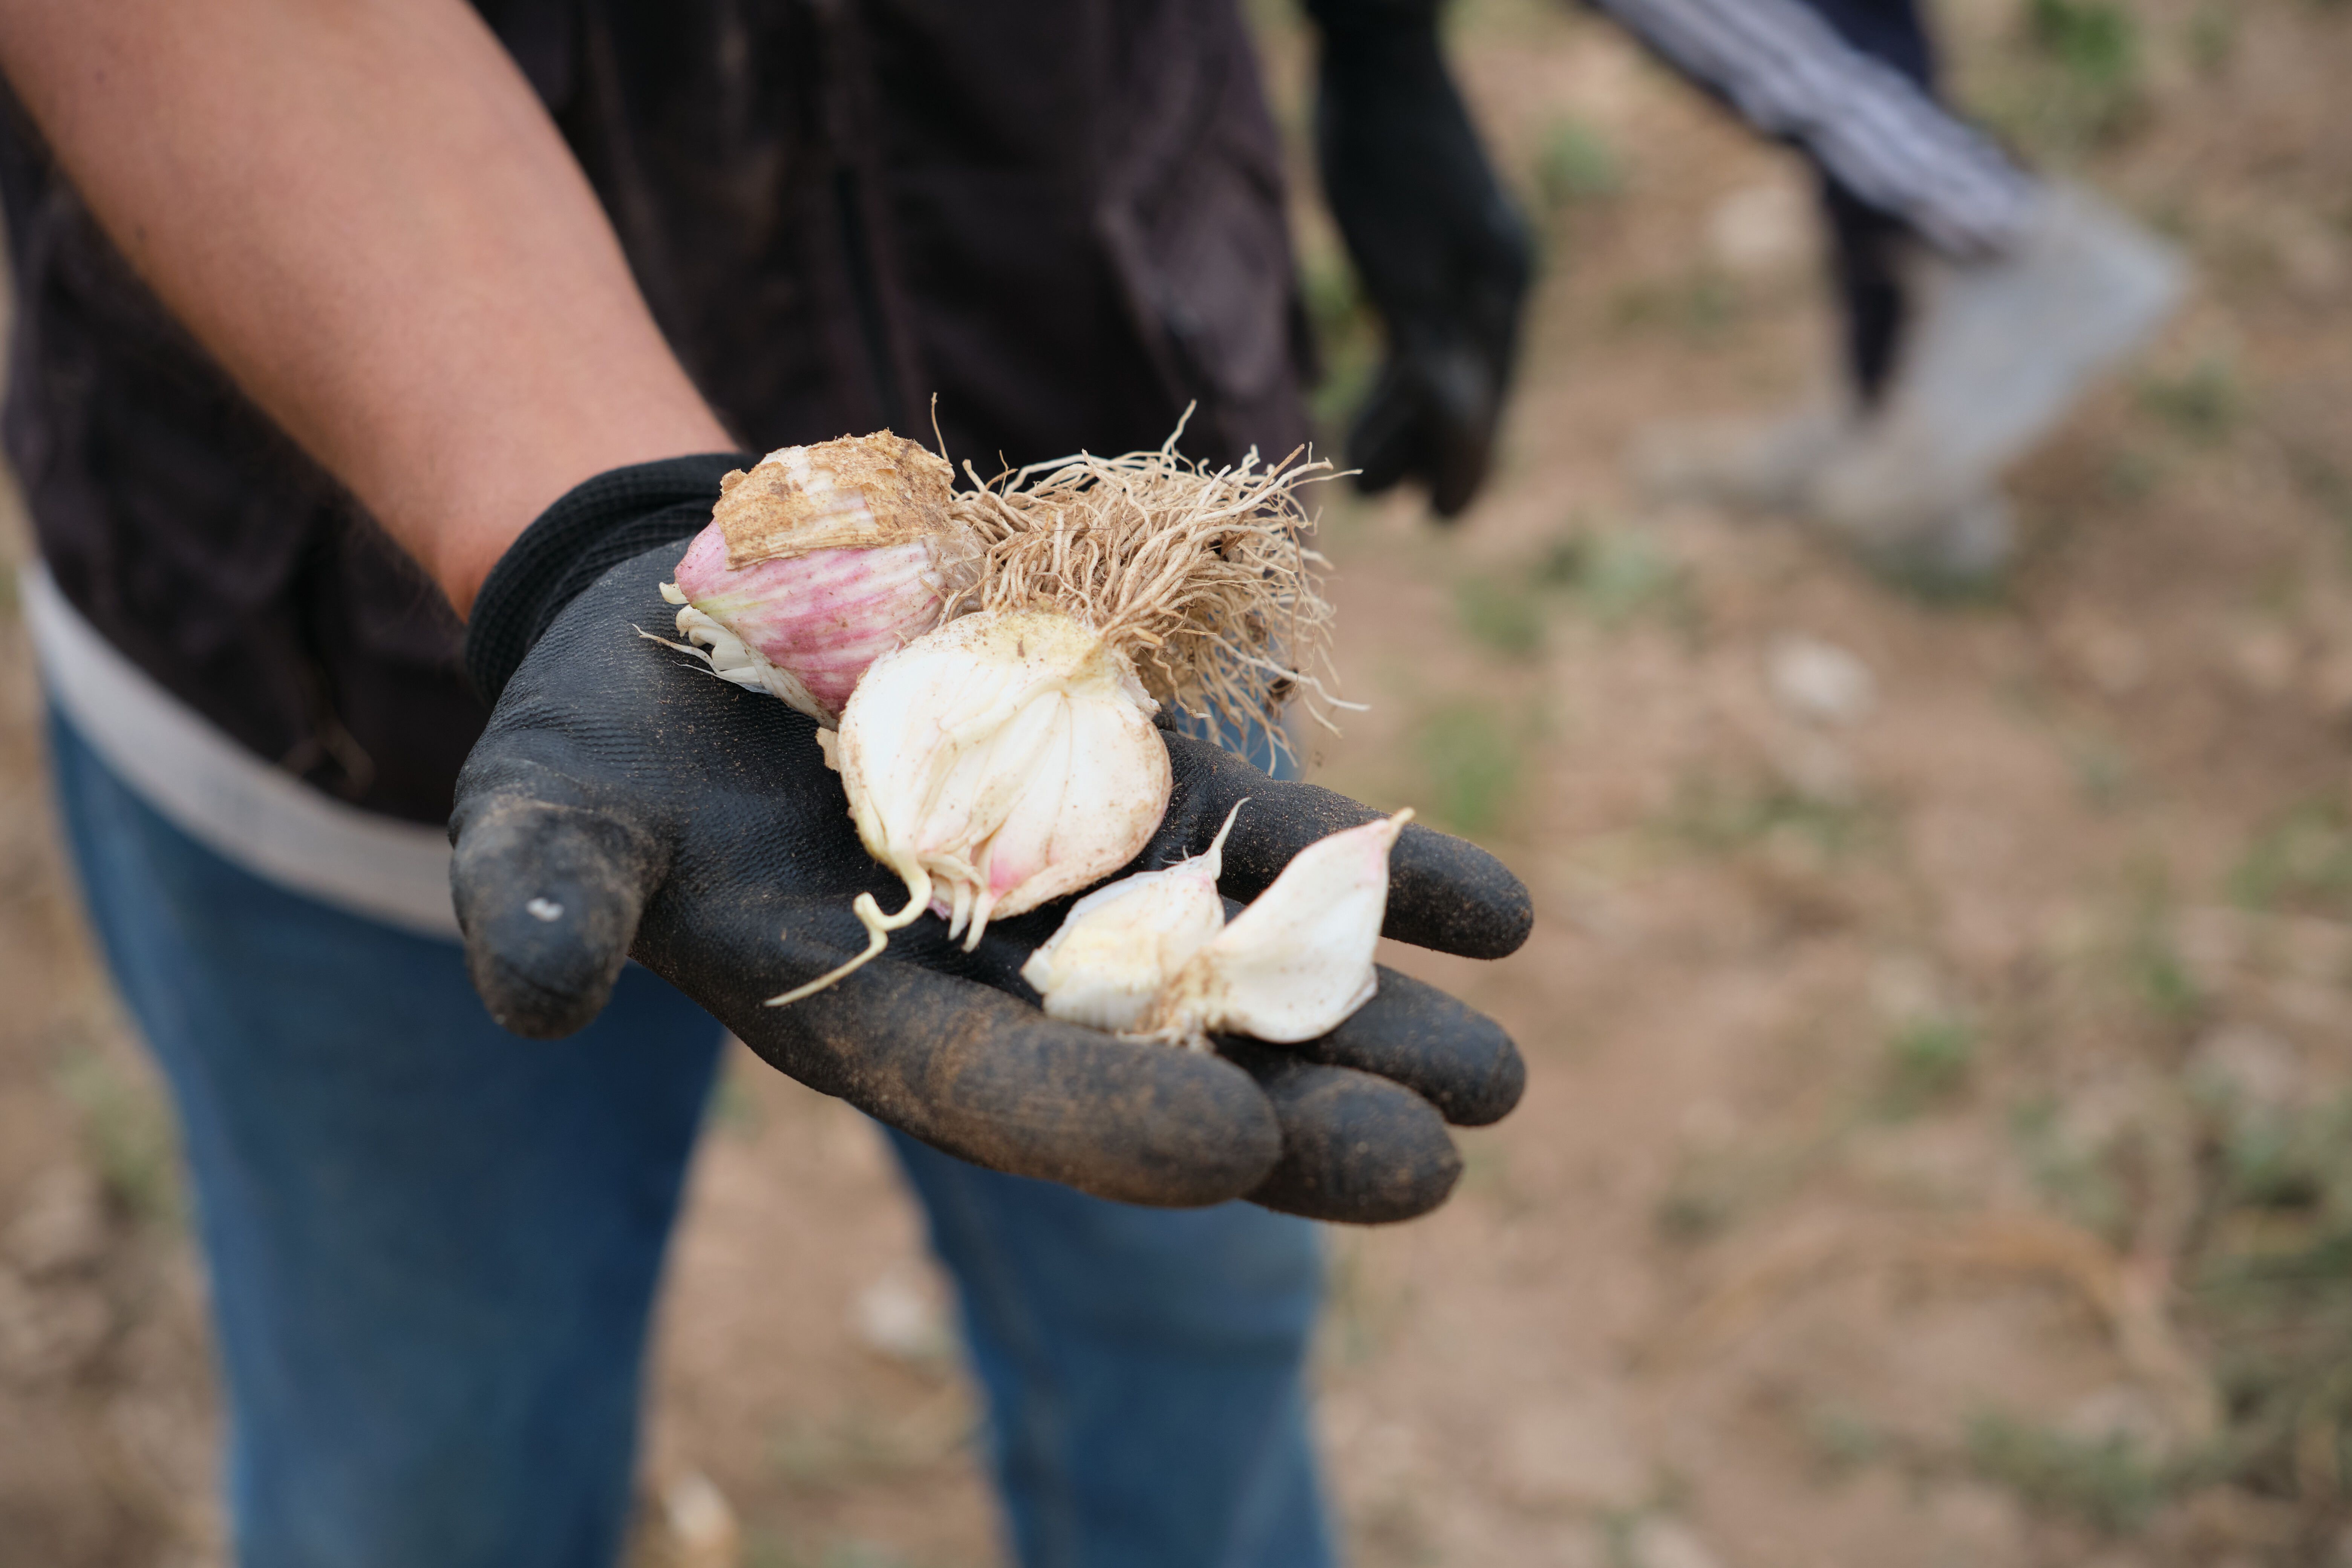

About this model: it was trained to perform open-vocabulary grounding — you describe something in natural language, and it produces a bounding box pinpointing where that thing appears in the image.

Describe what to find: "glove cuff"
[464,452,752,705]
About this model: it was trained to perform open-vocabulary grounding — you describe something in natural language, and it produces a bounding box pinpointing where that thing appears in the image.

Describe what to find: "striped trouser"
[1586,0,2034,259]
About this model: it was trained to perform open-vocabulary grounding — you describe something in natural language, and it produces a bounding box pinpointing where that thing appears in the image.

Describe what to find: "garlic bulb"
[1020,804,1243,1032]
[654,421,1366,1012]
[1143,809,1412,1048]
[767,606,1173,1005]
[659,432,972,725]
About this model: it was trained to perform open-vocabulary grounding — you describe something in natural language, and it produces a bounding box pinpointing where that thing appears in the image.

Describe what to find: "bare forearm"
[0,0,733,615]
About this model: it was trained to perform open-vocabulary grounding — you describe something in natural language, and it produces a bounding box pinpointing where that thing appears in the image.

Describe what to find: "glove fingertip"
[1230,1050,1463,1225]
[462,934,623,1041]
[1446,1018,1526,1128]
[1347,372,1425,495]
[451,797,659,1040]
[1428,440,1491,520]
[1304,968,1525,1126]
[1349,436,1411,497]
[1386,823,1533,959]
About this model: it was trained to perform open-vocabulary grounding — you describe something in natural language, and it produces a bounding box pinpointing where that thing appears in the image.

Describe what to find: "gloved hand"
[454,458,1533,1223]
[1311,0,1532,520]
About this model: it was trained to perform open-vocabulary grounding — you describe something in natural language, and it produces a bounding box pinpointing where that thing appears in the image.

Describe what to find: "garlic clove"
[833,606,1171,961]
[960,654,1165,932]
[1021,804,1243,1032]
[1146,808,1412,1047]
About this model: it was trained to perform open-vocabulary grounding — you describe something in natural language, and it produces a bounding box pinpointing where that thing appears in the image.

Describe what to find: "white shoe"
[1633,403,1852,514]
[1804,181,2187,559]
[1850,488,2014,588]
[1631,402,2012,588]
[1630,398,2011,585]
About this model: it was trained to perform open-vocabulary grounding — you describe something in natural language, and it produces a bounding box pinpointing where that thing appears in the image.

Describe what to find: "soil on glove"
[5,1,2352,1563]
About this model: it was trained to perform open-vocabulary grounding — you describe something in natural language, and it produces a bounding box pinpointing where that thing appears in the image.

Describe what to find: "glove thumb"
[450,796,664,1038]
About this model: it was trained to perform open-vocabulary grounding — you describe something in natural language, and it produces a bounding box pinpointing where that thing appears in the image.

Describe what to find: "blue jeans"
[49,711,1331,1568]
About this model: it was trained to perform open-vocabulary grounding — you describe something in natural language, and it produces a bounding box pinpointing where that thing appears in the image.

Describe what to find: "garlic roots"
[945,423,1350,758]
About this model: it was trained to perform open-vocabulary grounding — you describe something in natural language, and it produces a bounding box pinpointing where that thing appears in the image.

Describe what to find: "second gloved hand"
[451,458,1534,1223]
[1312,0,1532,519]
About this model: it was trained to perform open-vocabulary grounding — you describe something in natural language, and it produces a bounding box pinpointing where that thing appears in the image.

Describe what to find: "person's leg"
[1602,0,2182,579]
[1798,0,1939,403]
[885,1131,1331,1568]
[1583,0,2033,261]
[49,710,727,1568]
[1608,0,2012,513]
[1803,178,2184,577]
[1821,177,1913,404]
[891,695,1328,1568]
[1792,0,1932,77]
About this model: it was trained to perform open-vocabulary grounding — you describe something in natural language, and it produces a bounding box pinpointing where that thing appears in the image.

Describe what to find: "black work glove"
[455,458,1533,1223]
[1311,0,1532,520]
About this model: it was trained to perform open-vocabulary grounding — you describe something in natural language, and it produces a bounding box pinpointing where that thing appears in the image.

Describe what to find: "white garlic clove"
[835,606,1172,954]
[1146,808,1413,1048]
[1020,804,1243,1032]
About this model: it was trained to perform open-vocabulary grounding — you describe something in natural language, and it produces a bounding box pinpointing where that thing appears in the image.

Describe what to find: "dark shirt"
[0,0,1310,823]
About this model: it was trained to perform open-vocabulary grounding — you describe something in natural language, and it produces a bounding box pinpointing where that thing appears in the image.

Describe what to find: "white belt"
[21,563,462,940]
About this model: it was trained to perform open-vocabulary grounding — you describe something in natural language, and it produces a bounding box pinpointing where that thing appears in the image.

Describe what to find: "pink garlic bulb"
[659,433,974,726]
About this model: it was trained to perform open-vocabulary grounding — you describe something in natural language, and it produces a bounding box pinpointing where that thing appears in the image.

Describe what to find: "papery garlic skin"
[1144,809,1412,1048]
[659,432,970,725]
[666,536,942,723]
[1020,804,1243,1032]
[710,435,955,562]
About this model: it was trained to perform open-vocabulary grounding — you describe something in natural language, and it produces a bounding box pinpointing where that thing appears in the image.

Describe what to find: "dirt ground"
[4,1,2352,1564]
